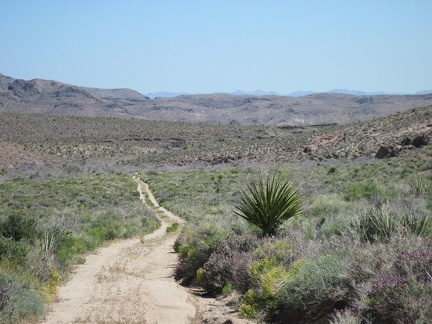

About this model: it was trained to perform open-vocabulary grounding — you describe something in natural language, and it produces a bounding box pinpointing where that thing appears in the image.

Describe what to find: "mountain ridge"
[2,72,432,126]
[145,88,432,98]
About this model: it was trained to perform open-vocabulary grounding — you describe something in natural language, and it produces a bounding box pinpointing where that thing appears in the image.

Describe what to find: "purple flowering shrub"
[198,234,260,294]
[364,247,432,323]
[174,223,228,285]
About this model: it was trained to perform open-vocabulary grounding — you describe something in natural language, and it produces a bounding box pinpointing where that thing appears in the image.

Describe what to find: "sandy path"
[41,178,196,324]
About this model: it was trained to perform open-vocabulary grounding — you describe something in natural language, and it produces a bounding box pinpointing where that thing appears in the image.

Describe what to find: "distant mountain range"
[2,72,432,126]
[145,89,432,99]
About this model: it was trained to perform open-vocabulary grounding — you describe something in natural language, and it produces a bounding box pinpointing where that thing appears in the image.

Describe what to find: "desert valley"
[1,73,432,323]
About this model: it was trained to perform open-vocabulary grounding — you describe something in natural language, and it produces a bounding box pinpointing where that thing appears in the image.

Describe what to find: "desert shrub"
[394,248,432,282]
[343,180,386,201]
[331,308,362,324]
[140,213,161,234]
[235,172,302,236]
[97,217,123,240]
[427,194,432,210]
[198,234,260,294]
[348,241,397,285]
[0,237,29,265]
[306,194,351,219]
[342,237,432,323]
[252,239,294,269]
[166,222,179,233]
[0,269,44,323]
[25,249,60,284]
[265,256,355,324]
[238,240,295,320]
[0,212,38,242]
[174,223,228,285]
[303,194,356,239]
[366,276,432,323]
[55,233,89,267]
[239,261,288,320]
[239,289,261,319]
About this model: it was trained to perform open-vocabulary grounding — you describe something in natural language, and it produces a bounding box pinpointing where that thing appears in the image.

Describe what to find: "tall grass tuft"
[350,203,396,242]
[409,175,432,197]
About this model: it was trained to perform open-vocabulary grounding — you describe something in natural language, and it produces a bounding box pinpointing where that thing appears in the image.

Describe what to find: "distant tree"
[235,172,302,236]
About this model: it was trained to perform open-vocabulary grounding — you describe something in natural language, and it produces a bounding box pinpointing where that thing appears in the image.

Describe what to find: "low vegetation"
[144,146,432,323]
[0,104,431,322]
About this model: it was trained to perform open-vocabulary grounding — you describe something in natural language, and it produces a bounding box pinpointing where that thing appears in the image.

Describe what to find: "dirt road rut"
[41,178,196,324]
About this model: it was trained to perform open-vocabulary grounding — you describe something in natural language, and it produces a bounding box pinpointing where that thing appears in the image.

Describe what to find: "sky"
[1,1,431,95]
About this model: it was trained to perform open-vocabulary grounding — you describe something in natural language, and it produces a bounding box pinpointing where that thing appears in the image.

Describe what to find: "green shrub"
[344,180,386,201]
[0,212,38,242]
[174,223,228,285]
[266,256,355,323]
[239,241,296,321]
[239,289,260,319]
[166,222,179,233]
[239,259,286,320]
[222,283,234,296]
[0,237,29,264]
[252,239,294,267]
[56,234,88,267]
[331,309,362,324]
[348,203,432,243]
[0,269,44,323]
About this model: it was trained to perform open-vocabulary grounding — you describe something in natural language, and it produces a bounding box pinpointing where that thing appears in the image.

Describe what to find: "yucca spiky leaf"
[235,173,302,236]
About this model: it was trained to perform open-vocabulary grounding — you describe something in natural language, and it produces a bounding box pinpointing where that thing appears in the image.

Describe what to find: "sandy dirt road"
[41,178,197,324]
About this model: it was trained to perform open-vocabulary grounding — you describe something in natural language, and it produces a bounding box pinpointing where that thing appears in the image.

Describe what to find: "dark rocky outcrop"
[376,145,400,159]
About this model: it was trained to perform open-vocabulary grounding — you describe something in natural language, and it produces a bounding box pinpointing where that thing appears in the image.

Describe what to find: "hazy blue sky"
[1,1,431,94]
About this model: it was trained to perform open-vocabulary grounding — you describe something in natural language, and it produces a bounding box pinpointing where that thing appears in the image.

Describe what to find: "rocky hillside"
[1,105,431,168]
[2,73,432,125]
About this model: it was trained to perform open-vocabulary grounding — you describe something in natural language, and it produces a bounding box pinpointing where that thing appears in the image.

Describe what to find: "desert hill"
[1,104,431,168]
[2,73,432,125]
[0,73,150,117]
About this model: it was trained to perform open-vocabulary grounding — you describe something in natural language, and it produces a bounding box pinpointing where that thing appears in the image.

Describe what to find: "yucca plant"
[235,173,302,236]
